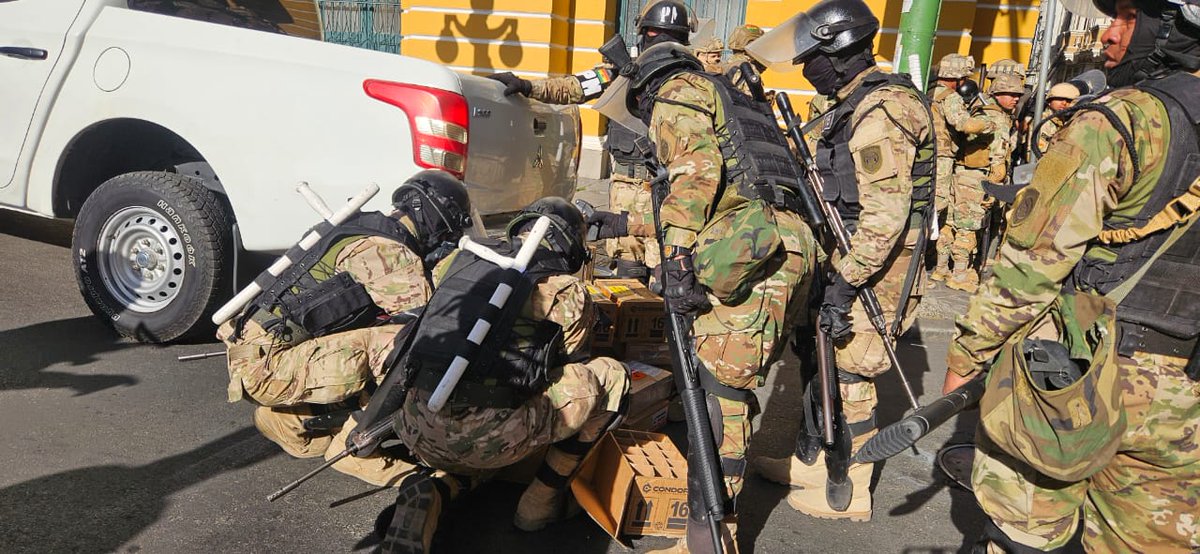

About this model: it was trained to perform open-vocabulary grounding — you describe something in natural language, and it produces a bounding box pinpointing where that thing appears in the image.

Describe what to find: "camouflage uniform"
[947,86,1200,553]
[693,37,725,74]
[722,24,769,100]
[1035,108,1065,154]
[218,232,432,462]
[652,71,819,496]
[824,67,931,448]
[930,83,995,274]
[395,268,630,477]
[946,100,1013,284]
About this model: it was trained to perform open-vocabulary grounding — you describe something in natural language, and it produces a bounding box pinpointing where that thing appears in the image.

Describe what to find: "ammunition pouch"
[958,145,991,169]
[288,272,384,338]
[1116,321,1198,359]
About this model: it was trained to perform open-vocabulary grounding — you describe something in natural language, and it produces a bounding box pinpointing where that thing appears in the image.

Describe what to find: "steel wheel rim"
[96,206,187,313]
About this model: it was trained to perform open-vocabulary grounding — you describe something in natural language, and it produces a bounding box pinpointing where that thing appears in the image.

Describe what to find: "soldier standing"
[377,198,631,552]
[722,24,768,96]
[943,74,1022,293]
[218,170,472,485]
[589,7,818,548]
[943,0,1200,550]
[929,54,998,283]
[747,0,935,521]
[487,1,695,282]
[1035,81,1081,153]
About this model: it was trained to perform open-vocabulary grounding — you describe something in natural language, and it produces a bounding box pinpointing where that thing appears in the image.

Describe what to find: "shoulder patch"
[1010,188,1039,227]
[860,144,883,174]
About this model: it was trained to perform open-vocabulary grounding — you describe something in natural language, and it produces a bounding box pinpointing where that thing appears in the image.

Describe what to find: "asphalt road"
[1,184,991,553]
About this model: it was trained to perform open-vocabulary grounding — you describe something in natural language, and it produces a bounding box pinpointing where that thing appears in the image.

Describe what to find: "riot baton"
[775,92,922,412]
[853,375,986,463]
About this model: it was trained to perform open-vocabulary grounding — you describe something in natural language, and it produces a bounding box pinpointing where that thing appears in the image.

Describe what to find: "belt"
[1117,321,1198,359]
[612,159,650,181]
[411,367,524,409]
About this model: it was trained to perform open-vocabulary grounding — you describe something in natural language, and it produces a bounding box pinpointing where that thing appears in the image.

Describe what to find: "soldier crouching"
[378,198,631,553]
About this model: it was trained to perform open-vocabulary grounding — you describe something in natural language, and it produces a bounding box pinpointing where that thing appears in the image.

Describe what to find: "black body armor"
[814,71,936,220]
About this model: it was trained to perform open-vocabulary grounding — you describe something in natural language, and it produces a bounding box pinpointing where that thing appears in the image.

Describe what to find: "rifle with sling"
[774,92,922,413]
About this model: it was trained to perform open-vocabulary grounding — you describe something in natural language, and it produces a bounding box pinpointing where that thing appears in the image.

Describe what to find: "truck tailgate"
[458,75,580,214]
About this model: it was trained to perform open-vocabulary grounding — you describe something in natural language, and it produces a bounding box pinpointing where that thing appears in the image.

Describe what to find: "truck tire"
[72,171,232,342]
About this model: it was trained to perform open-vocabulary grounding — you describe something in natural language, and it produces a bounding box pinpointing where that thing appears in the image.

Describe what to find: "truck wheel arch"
[53,118,232,219]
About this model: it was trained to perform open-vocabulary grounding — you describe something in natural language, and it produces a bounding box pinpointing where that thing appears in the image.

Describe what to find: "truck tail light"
[363,80,470,179]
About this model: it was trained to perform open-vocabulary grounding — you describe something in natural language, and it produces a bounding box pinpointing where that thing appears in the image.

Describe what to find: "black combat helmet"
[506,196,589,273]
[745,0,879,71]
[1072,0,1200,85]
[957,78,980,101]
[636,0,693,34]
[391,169,473,253]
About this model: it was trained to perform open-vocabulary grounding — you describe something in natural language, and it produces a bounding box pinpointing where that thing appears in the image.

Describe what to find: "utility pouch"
[293,272,384,337]
[979,291,1126,482]
[693,199,782,304]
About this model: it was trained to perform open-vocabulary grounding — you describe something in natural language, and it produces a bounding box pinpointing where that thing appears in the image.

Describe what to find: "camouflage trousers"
[602,175,660,268]
[394,357,630,477]
[974,352,1200,553]
[834,229,923,434]
[218,319,404,406]
[940,167,990,268]
[934,157,955,214]
[693,210,818,495]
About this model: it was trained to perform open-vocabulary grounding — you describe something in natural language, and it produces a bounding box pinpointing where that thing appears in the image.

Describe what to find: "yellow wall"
[396,0,1042,138]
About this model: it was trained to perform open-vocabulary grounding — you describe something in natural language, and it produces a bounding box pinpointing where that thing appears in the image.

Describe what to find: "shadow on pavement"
[0,427,279,554]
[0,316,138,395]
[738,351,804,552]
[0,212,73,248]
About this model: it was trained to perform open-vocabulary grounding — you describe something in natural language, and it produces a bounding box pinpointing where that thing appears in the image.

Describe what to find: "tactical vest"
[815,71,937,220]
[407,244,575,409]
[641,68,808,215]
[930,85,958,157]
[235,211,423,344]
[1068,72,1200,358]
[606,121,650,179]
[958,103,1006,169]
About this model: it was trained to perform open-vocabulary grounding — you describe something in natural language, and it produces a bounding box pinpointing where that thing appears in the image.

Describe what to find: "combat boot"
[644,518,738,554]
[786,461,873,521]
[513,477,582,531]
[945,270,979,293]
[930,252,952,282]
[752,453,826,489]
[378,472,449,554]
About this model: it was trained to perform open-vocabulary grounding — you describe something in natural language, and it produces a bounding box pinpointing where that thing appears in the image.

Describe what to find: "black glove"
[587,210,629,240]
[819,273,857,340]
[662,249,711,315]
[488,72,532,97]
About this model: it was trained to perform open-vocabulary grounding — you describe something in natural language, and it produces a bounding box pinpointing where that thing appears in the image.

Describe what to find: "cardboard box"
[586,283,617,349]
[621,399,669,432]
[626,361,674,417]
[623,341,673,366]
[595,279,667,343]
[572,430,689,541]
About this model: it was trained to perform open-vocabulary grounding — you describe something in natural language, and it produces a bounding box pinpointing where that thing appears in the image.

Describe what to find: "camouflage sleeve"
[943,93,994,135]
[835,89,928,286]
[945,105,1143,377]
[649,74,724,248]
[530,275,593,356]
[335,237,433,315]
[529,65,615,104]
[987,112,1014,182]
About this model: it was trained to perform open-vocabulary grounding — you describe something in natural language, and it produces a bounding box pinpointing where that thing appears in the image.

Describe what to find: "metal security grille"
[618,0,748,52]
[316,0,402,54]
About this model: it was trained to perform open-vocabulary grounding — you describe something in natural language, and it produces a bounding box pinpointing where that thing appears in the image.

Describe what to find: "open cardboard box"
[571,430,689,543]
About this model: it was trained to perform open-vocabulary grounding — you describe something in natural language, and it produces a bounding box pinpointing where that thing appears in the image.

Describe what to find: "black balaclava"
[1108,1,1200,87]
[639,29,689,51]
[803,44,876,96]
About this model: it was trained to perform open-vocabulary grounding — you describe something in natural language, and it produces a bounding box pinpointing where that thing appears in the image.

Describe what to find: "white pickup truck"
[0,0,581,342]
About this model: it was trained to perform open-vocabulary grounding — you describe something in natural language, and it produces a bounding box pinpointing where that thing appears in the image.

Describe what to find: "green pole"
[894,0,944,92]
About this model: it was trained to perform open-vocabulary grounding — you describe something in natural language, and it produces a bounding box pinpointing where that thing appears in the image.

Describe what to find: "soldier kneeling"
[373,197,631,553]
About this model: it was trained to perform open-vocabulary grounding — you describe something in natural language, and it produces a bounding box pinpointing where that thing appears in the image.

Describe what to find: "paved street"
[2,180,992,553]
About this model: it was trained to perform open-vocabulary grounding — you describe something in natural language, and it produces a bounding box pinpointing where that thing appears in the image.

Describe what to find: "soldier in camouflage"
[984,58,1025,92]
[218,170,472,486]
[1035,81,1081,153]
[942,73,1021,293]
[929,54,998,283]
[693,36,725,74]
[944,0,1200,550]
[722,24,769,97]
[380,198,630,552]
[747,0,934,522]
